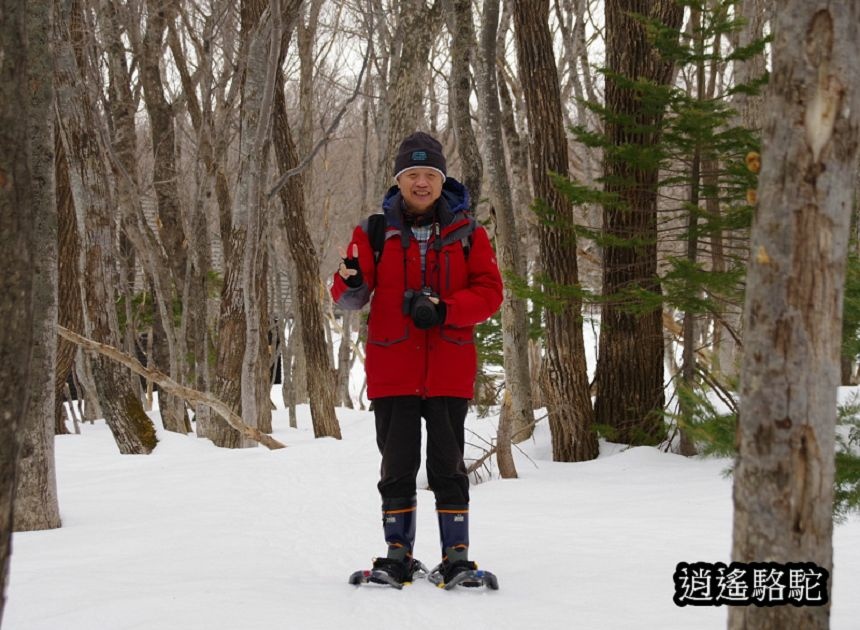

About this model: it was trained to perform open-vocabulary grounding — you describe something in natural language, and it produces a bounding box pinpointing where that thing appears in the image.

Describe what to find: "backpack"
[366,213,472,264]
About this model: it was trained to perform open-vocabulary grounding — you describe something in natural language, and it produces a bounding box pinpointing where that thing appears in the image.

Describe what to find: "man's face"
[397,168,443,214]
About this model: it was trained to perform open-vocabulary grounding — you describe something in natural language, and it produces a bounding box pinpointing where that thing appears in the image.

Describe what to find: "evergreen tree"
[559,0,764,448]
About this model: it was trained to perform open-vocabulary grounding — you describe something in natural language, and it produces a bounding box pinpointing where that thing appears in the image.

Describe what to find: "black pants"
[374,396,470,506]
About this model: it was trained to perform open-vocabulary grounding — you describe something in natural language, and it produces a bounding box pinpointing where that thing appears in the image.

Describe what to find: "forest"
[2,0,860,628]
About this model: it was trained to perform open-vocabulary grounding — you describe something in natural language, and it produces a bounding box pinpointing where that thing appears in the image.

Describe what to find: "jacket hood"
[381,176,470,229]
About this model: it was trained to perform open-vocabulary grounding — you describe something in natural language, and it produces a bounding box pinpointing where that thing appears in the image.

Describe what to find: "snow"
[6,401,860,630]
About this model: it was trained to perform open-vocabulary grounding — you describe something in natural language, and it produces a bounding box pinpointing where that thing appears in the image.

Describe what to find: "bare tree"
[136,0,192,433]
[211,0,281,447]
[444,0,482,210]
[475,0,531,474]
[730,3,860,629]
[54,0,157,454]
[54,130,84,436]
[373,0,442,199]
[512,0,597,462]
[271,23,342,439]
[166,0,236,438]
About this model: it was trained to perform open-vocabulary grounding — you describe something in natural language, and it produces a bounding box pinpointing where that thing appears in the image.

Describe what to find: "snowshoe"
[428,560,499,590]
[348,557,428,589]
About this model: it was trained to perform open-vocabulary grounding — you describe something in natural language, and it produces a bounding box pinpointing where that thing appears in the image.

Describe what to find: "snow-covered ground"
[6,399,860,630]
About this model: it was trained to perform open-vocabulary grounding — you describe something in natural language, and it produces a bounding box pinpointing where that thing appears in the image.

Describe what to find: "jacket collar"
[381,177,470,230]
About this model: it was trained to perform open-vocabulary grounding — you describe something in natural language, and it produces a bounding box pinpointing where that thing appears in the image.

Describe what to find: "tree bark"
[476,0,531,469]
[54,126,82,436]
[512,0,597,462]
[336,310,355,408]
[0,0,55,617]
[138,0,191,434]
[14,0,61,531]
[445,0,483,210]
[593,0,683,446]
[212,0,279,447]
[273,68,342,439]
[730,4,860,629]
[374,0,442,199]
[716,0,770,379]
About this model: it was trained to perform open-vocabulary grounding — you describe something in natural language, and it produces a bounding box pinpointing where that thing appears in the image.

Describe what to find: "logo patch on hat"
[411,150,427,161]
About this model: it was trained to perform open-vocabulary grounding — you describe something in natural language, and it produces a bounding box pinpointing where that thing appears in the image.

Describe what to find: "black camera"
[403,286,442,329]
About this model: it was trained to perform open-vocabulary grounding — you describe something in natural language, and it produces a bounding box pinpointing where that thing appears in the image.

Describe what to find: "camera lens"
[411,296,437,328]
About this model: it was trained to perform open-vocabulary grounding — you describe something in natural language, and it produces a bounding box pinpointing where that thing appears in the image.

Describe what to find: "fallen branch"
[465,414,545,475]
[57,326,286,450]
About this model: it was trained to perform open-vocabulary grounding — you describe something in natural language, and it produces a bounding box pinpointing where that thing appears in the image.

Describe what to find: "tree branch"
[266,44,370,202]
[57,326,287,450]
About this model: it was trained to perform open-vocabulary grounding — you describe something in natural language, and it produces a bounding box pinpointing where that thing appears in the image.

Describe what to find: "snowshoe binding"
[348,557,428,589]
[428,560,499,590]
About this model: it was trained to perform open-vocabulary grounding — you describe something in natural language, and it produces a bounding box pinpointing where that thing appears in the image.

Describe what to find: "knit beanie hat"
[393,132,447,182]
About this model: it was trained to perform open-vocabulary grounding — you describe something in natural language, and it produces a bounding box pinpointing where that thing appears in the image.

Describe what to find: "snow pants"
[373,396,470,507]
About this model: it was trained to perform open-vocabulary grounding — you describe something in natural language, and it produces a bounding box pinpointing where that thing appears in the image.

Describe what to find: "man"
[331,132,503,587]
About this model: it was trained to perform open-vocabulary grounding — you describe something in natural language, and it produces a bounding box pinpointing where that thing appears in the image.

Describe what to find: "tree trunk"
[445,0,483,210]
[54,127,82,436]
[512,0,597,462]
[718,0,770,379]
[678,5,706,458]
[272,69,342,440]
[283,317,298,428]
[14,0,61,530]
[138,0,192,433]
[212,0,280,447]
[256,251,273,434]
[497,74,534,284]
[54,0,157,454]
[165,8,225,439]
[1,1,55,616]
[374,0,442,199]
[151,298,190,433]
[337,310,355,408]
[730,4,860,629]
[593,0,683,446]
[476,0,531,469]
[102,0,187,434]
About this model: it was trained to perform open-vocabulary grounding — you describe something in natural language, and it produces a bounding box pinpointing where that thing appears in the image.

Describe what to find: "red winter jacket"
[331,178,503,400]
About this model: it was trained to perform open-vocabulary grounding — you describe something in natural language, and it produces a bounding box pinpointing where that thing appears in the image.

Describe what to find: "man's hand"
[338,244,363,288]
[411,295,447,329]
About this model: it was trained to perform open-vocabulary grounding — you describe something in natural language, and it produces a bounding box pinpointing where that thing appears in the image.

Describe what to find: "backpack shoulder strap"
[365,214,386,264]
[441,214,475,260]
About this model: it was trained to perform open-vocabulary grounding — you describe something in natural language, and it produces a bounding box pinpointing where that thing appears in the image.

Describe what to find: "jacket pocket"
[439,325,474,346]
[367,311,410,346]
[368,323,410,346]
